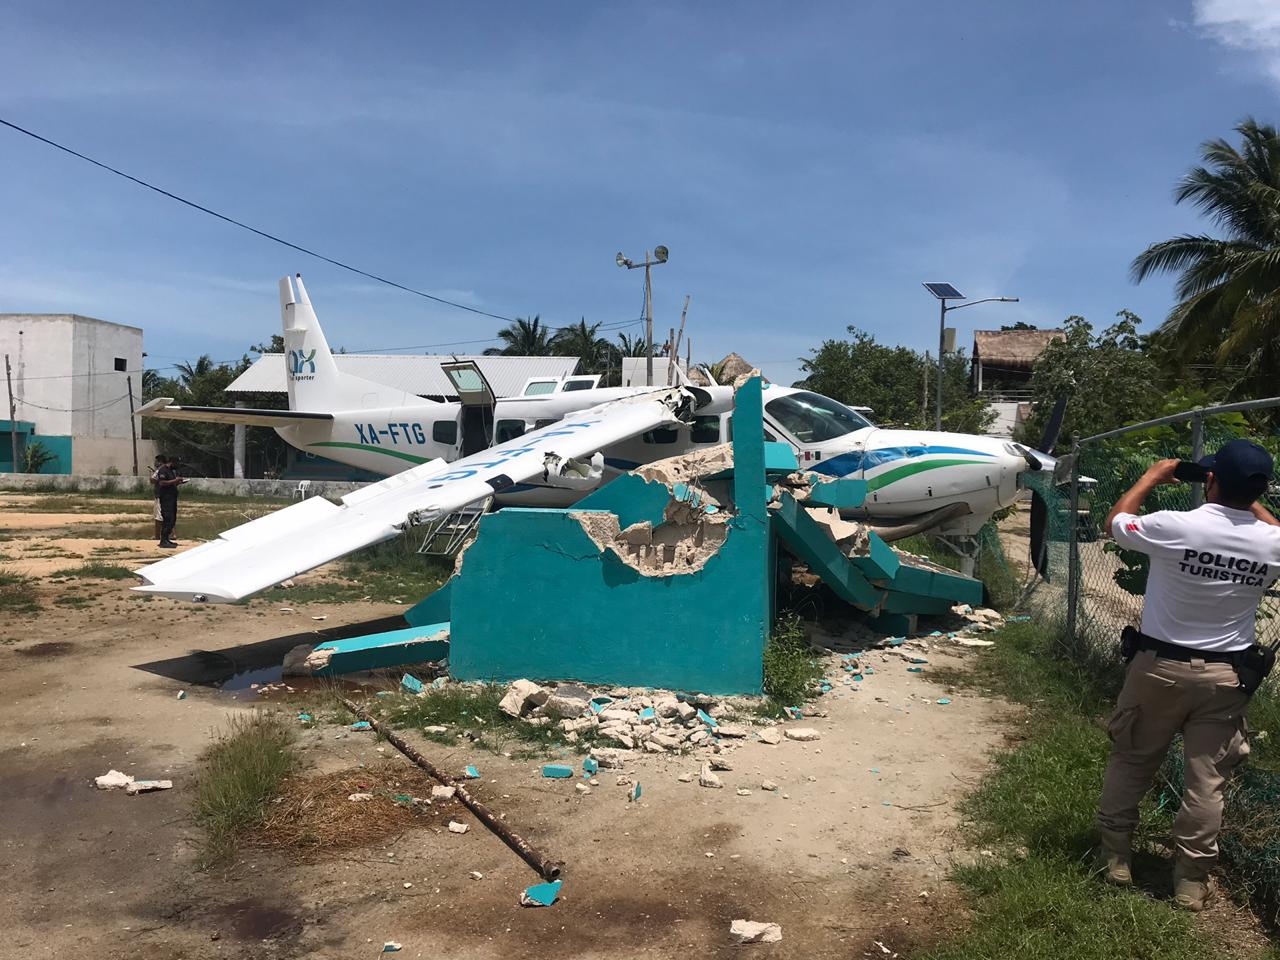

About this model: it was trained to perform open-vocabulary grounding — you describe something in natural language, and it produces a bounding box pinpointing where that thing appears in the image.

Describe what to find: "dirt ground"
[0,491,1014,959]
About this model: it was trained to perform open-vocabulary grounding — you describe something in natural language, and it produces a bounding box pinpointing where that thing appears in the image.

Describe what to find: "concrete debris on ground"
[447,820,469,834]
[698,763,724,789]
[730,919,783,944]
[96,770,173,794]
[784,728,821,742]
[520,879,562,908]
[430,785,456,800]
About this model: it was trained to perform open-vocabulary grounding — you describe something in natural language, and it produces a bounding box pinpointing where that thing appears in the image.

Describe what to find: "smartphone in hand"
[1173,461,1209,483]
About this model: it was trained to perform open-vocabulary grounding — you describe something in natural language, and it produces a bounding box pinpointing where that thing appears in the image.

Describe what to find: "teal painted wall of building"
[0,421,72,474]
[447,377,773,694]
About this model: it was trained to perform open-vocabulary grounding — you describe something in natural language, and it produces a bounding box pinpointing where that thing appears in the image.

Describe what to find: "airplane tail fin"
[280,275,427,412]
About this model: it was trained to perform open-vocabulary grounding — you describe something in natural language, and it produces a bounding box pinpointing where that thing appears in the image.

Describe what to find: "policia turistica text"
[1096,439,1280,911]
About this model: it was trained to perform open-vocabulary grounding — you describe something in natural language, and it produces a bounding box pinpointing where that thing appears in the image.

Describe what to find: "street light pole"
[923,283,1020,431]
[616,245,669,387]
[936,298,947,433]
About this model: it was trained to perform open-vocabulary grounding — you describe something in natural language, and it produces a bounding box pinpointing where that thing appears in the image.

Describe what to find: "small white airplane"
[133,276,1056,601]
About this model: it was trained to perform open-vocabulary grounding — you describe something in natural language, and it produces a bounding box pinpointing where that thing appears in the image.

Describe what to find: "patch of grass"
[53,594,90,608]
[194,712,301,867]
[759,612,824,716]
[922,619,1244,959]
[53,561,138,581]
[257,539,452,606]
[0,571,40,614]
[920,856,1216,960]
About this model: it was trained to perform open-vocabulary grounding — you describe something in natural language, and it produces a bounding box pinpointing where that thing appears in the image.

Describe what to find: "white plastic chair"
[294,480,312,500]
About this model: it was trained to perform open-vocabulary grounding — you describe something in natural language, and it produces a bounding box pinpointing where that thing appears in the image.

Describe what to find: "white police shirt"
[1112,504,1280,651]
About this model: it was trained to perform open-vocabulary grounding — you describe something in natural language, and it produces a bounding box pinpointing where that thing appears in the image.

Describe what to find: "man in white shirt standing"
[1097,439,1280,911]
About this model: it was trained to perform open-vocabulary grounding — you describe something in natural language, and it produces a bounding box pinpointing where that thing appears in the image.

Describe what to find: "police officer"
[1097,439,1280,910]
[154,453,187,549]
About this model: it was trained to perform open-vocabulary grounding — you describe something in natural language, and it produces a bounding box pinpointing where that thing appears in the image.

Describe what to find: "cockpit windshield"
[765,391,873,444]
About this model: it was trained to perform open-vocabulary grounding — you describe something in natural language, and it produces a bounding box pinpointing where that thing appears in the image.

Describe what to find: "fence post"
[1190,411,1204,510]
[1066,432,1081,651]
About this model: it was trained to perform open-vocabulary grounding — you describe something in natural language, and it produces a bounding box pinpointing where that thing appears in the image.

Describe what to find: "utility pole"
[923,284,1020,431]
[5,354,16,472]
[669,295,690,385]
[936,300,947,431]
[616,246,669,388]
[126,374,139,476]
[644,255,654,386]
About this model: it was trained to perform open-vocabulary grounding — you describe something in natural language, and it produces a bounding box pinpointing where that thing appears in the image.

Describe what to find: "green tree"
[484,316,552,356]
[1018,311,1160,450]
[1131,118,1280,398]
[795,326,993,432]
[550,318,610,375]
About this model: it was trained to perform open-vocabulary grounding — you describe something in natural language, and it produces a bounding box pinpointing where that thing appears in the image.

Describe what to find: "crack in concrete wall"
[570,509,729,576]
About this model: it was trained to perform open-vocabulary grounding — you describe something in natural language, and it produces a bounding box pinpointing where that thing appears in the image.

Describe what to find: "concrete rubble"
[730,920,783,944]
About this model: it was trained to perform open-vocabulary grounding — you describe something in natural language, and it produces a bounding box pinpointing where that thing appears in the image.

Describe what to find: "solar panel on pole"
[923,282,964,300]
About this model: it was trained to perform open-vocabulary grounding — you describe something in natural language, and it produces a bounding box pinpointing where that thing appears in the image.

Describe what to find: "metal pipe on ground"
[340,696,564,881]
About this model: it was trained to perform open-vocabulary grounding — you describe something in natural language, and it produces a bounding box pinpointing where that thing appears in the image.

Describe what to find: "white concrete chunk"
[730,920,782,943]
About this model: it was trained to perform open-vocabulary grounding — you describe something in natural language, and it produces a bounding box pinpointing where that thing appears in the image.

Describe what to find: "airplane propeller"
[1029,395,1069,581]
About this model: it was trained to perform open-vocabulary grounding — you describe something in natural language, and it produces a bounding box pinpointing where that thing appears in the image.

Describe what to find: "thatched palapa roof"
[972,329,1064,371]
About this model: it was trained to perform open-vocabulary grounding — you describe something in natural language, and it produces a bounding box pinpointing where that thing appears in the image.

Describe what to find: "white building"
[0,313,148,474]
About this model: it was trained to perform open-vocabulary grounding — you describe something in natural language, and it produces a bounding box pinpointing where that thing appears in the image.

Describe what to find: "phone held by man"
[1096,439,1280,911]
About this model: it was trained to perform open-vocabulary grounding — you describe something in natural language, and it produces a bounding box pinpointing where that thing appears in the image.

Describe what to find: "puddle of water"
[217,664,381,698]
[218,664,284,691]
[210,898,304,942]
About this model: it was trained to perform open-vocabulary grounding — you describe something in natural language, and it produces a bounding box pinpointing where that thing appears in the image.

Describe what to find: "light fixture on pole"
[616,245,669,386]
[922,282,1019,431]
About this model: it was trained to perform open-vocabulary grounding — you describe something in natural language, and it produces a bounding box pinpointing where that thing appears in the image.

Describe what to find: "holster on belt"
[1120,625,1141,664]
[1234,644,1277,695]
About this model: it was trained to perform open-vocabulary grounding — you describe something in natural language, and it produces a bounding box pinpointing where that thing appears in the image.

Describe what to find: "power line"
[0,116,521,324]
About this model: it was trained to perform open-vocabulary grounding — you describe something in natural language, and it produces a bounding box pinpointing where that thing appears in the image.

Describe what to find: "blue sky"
[1,0,1278,388]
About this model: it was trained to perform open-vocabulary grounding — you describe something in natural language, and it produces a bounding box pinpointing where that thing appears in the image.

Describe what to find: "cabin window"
[561,379,594,392]
[642,427,679,444]
[691,416,720,444]
[494,419,526,444]
[523,381,556,396]
[432,421,458,445]
[765,392,872,444]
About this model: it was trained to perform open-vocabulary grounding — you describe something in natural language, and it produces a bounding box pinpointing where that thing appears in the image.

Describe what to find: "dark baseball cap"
[1199,439,1274,487]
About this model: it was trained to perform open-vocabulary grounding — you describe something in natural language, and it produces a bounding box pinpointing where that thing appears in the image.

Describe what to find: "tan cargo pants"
[1098,649,1251,869]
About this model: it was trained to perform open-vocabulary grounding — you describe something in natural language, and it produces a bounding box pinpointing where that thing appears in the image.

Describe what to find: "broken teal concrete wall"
[447,378,772,694]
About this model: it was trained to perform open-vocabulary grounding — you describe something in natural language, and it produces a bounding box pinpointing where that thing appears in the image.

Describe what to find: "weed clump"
[53,562,137,581]
[761,612,823,714]
[0,571,39,614]
[194,712,300,867]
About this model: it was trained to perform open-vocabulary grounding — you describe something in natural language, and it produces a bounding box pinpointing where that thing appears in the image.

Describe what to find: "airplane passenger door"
[442,362,498,457]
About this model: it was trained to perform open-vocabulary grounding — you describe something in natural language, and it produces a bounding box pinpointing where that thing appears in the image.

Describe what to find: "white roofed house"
[223,352,580,480]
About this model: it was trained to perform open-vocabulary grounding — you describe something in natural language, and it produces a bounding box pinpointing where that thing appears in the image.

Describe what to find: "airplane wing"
[132,387,698,603]
[135,397,334,428]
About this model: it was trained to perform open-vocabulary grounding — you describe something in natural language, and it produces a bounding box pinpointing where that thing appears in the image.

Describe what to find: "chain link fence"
[1027,399,1280,658]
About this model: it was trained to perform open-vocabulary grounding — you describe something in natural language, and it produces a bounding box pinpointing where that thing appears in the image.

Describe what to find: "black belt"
[1133,632,1239,665]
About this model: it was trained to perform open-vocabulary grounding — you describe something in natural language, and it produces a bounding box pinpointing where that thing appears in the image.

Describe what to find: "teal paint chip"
[630,782,642,802]
[463,765,480,779]
[697,709,718,728]
[350,721,372,731]
[589,696,614,714]
[401,674,424,694]
[936,698,952,705]
[783,706,802,720]
[582,757,599,777]
[297,712,313,723]
[638,707,656,722]
[907,667,923,673]
[542,764,574,779]
[521,879,562,907]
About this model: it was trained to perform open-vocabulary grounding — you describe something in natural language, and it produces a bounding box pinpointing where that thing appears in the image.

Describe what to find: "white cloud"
[1193,0,1280,82]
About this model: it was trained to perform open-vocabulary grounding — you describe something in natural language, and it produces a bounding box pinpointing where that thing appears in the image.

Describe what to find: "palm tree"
[551,318,610,374]
[616,333,650,357]
[484,316,552,356]
[1132,119,1280,386]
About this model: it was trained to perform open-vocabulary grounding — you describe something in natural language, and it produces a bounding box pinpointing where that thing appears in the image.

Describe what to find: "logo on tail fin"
[288,349,317,381]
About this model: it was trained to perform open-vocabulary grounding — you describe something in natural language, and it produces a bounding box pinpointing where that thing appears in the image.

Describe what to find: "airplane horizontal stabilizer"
[135,397,334,428]
[133,388,696,603]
